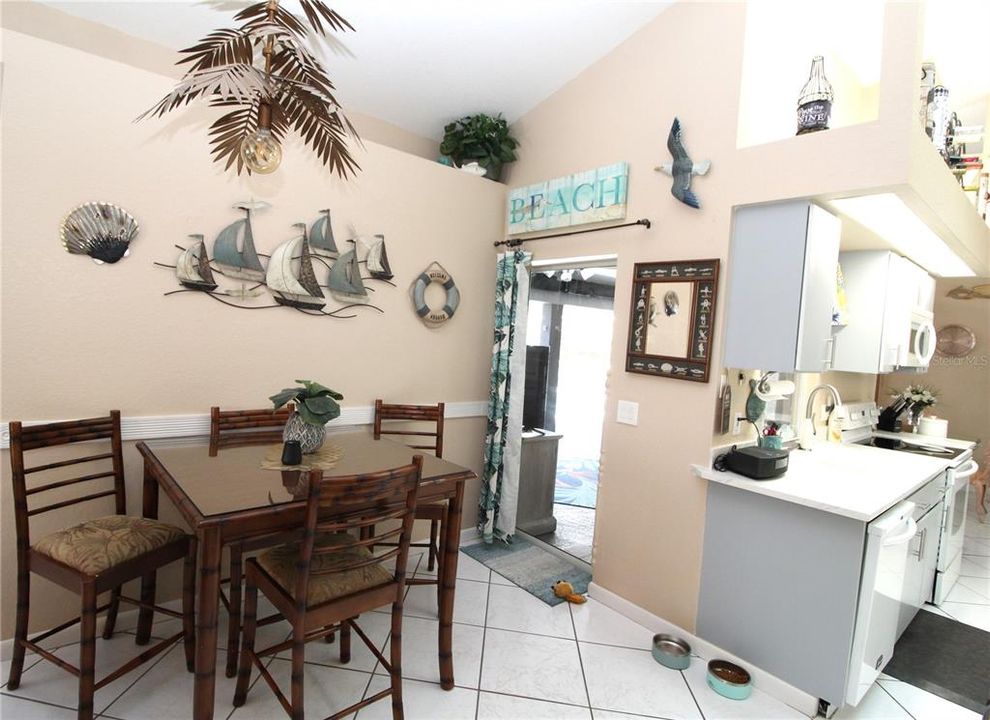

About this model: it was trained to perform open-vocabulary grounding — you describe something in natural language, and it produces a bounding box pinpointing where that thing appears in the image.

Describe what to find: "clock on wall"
[935,324,977,358]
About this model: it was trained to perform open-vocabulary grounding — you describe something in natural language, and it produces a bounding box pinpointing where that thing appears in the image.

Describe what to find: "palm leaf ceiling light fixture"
[139,0,359,177]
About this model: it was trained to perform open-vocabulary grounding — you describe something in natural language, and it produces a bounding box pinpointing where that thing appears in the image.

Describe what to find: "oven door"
[933,457,978,603]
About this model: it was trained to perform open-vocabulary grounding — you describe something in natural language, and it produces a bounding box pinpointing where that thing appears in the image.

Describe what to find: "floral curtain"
[479,249,532,543]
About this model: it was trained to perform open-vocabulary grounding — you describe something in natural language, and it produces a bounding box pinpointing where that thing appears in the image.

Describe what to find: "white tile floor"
[933,501,990,633]
[2,545,984,720]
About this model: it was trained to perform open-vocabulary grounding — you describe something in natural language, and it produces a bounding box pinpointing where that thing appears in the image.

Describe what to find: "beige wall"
[0,29,503,637]
[908,278,990,444]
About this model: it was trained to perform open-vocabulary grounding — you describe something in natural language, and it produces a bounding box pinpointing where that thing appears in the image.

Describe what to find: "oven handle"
[955,460,980,480]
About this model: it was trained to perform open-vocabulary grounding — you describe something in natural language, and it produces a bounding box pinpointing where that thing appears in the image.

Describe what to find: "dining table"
[135,430,475,720]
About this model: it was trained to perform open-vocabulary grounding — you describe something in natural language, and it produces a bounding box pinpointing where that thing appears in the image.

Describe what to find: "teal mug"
[760,435,783,450]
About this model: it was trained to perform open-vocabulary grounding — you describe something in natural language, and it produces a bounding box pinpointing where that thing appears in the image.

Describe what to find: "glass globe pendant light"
[240,101,282,174]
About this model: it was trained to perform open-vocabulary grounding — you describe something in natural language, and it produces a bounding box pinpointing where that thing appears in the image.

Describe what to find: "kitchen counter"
[693,442,950,522]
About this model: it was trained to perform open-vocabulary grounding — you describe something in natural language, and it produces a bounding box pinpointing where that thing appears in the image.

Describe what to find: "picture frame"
[625,259,720,383]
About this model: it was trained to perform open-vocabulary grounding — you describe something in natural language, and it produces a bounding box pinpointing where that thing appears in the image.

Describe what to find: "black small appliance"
[722,446,789,480]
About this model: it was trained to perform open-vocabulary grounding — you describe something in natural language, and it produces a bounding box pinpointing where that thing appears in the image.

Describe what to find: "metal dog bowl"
[706,659,752,700]
[651,634,692,670]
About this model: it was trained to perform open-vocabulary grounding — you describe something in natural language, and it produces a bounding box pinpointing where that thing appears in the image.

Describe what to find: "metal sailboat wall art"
[154,202,390,319]
[266,224,326,309]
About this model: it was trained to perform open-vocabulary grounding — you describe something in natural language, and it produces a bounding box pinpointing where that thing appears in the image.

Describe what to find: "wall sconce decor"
[139,0,359,177]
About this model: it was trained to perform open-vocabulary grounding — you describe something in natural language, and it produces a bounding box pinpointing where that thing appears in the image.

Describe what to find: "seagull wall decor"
[655,117,711,209]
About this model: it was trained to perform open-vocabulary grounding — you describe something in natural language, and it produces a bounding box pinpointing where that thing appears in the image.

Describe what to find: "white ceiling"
[40,0,674,140]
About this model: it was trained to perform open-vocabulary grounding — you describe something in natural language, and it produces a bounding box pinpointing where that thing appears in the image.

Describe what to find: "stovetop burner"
[866,437,965,459]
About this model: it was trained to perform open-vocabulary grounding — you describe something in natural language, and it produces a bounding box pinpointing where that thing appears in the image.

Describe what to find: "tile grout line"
[678,668,707,720]
[474,573,493,720]
[876,678,920,720]
[568,601,594,713]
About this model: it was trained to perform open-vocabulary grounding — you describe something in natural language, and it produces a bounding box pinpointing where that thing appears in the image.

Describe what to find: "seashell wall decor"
[60,202,139,264]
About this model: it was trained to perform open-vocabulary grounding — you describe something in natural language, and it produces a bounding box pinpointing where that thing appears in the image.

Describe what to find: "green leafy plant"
[269,379,343,426]
[439,113,518,178]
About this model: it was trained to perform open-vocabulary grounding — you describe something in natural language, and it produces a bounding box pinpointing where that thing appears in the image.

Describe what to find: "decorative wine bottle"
[796,56,834,135]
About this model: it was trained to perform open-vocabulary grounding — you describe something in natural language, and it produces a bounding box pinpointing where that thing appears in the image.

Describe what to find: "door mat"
[462,536,591,606]
[884,609,990,714]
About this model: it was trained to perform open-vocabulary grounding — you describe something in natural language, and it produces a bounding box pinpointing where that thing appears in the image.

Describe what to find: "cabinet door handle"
[823,337,835,369]
[912,528,928,561]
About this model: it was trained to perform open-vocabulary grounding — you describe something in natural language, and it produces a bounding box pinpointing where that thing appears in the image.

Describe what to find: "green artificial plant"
[269,379,343,426]
[439,113,519,179]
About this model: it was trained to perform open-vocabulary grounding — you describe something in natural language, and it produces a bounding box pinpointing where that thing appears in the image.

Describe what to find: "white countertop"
[693,442,951,522]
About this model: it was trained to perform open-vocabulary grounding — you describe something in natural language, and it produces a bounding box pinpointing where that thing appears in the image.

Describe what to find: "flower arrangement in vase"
[892,384,938,433]
[269,380,343,453]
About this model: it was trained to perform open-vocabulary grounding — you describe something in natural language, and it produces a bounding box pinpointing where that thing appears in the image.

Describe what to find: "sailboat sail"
[309,210,338,257]
[176,235,217,291]
[327,241,367,297]
[213,206,265,281]
[266,229,325,309]
[366,234,393,280]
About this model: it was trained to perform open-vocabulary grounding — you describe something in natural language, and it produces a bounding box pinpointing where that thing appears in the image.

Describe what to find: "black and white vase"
[283,411,325,454]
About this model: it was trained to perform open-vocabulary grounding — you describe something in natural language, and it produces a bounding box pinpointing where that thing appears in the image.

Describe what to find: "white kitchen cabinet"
[897,474,945,637]
[723,200,841,372]
[832,251,936,373]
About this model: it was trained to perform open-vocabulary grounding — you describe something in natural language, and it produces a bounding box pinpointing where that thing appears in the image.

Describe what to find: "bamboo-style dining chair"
[209,405,298,677]
[7,411,196,720]
[233,456,424,720]
[372,400,447,587]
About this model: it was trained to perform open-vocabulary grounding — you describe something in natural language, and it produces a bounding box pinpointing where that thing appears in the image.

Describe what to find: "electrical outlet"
[616,401,639,426]
[733,416,744,435]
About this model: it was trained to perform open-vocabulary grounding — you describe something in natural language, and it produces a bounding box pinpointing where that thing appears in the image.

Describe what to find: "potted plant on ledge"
[270,379,343,453]
[440,113,519,181]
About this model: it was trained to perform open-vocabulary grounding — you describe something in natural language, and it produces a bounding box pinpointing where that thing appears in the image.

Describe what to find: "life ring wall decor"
[411,262,460,326]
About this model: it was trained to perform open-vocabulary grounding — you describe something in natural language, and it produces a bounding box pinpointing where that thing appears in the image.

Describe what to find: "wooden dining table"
[135,430,475,720]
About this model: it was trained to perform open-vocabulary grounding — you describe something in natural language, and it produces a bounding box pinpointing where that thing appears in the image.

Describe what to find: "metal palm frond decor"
[138,0,360,177]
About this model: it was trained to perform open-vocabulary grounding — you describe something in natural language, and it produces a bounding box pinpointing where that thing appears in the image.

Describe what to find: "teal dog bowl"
[706,660,752,700]
[651,634,691,670]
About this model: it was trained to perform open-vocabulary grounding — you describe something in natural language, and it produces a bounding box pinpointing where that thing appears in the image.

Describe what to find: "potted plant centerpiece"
[892,383,938,433]
[270,379,343,453]
[439,113,519,181]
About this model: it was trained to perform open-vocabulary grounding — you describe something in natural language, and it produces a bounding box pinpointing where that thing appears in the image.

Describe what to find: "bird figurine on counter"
[655,117,711,209]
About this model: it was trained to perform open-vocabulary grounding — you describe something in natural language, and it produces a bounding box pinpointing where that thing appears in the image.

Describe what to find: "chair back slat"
[292,456,423,607]
[9,412,126,547]
[209,406,290,456]
[373,399,445,458]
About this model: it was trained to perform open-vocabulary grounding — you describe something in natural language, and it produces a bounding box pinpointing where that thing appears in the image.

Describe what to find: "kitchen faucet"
[805,384,842,437]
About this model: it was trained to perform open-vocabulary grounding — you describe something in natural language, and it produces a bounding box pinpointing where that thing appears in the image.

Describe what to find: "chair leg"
[135,569,157,645]
[79,582,98,720]
[290,623,306,720]
[323,626,335,644]
[435,508,448,607]
[339,620,351,664]
[102,586,122,640]
[389,602,404,720]
[232,579,258,707]
[7,564,30,690]
[225,544,243,678]
[427,519,439,571]
[182,537,198,673]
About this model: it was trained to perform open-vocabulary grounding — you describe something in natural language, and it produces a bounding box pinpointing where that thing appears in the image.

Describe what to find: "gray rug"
[884,609,990,714]
[462,536,591,606]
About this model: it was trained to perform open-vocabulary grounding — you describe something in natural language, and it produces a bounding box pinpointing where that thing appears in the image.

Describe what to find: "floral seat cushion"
[257,534,391,607]
[33,515,187,575]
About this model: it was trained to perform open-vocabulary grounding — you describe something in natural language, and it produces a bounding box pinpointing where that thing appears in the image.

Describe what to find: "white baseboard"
[587,581,819,718]
[0,401,489,449]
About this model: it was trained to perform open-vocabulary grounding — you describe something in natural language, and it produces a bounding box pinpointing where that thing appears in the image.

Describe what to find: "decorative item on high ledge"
[154,202,393,318]
[796,56,833,135]
[270,379,343,453]
[138,0,359,177]
[439,113,518,181]
[654,118,710,209]
[626,259,720,382]
[60,202,139,264]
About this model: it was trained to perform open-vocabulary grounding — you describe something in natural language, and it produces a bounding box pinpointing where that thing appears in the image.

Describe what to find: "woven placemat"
[260,442,344,471]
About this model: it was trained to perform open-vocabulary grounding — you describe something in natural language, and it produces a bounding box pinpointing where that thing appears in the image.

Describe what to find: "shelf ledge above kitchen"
[692,443,952,522]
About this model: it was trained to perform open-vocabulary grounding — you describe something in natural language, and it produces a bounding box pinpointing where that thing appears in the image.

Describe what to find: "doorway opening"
[519,259,615,565]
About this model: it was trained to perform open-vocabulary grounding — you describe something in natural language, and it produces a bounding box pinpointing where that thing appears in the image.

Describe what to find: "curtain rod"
[493,218,652,248]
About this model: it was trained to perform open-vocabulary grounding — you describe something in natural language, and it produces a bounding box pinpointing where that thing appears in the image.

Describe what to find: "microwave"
[897,310,937,369]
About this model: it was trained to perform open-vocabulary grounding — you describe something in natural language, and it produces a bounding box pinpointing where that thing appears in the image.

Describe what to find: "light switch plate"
[616,400,639,426]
